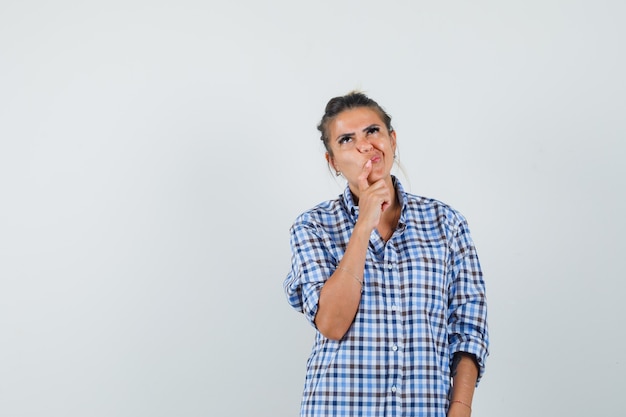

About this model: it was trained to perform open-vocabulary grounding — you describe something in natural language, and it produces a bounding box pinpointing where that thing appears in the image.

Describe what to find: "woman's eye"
[366,127,380,135]
[338,136,352,144]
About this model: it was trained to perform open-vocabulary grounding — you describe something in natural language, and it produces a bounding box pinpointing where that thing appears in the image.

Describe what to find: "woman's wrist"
[448,399,472,417]
[353,219,375,239]
[450,400,471,410]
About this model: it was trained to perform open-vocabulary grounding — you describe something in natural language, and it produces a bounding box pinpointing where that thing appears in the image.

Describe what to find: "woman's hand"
[354,160,392,232]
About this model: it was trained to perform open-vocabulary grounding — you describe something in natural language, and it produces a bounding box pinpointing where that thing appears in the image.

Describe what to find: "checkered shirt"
[284,178,489,417]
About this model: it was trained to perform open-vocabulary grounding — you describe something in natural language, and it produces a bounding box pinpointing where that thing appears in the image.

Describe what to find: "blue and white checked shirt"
[284,178,489,417]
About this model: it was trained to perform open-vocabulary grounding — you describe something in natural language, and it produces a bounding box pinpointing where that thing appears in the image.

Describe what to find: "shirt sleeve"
[447,213,490,384]
[283,219,337,328]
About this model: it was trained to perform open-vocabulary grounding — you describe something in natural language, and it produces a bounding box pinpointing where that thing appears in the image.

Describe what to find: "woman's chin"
[368,170,391,183]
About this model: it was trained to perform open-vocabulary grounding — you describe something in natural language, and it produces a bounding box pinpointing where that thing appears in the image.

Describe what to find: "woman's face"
[326,107,397,193]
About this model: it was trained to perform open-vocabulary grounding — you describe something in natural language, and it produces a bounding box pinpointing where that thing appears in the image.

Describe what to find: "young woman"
[284,92,489,417]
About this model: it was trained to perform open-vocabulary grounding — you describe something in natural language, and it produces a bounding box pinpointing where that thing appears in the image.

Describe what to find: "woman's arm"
[448,353,479,417]
[314,163,393,340]
[314,221,370,340]
[447,211,489,383]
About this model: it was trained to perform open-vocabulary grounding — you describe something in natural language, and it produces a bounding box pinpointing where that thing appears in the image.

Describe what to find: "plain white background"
[1,1,624,416]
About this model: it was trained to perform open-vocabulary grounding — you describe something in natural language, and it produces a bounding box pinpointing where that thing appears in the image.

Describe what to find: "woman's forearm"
[314,222,371,340]
[448,353,478,417]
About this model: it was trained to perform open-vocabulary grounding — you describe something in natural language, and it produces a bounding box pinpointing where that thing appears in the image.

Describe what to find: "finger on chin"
[358,161,373,190]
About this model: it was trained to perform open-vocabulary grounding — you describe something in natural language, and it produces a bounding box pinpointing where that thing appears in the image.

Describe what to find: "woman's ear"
[325,152,338,172]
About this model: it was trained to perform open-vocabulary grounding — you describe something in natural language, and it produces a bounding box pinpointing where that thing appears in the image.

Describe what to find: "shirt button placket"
[385,255,401,403]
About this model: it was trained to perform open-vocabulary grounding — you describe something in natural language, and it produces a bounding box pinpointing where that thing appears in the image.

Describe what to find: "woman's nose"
[356,137,373,152]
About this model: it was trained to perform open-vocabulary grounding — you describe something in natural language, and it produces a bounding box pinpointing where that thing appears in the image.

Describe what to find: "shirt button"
[391,344,398,351]
[391,303,398,311]
[387,263,393,270]
[391,386,397,393]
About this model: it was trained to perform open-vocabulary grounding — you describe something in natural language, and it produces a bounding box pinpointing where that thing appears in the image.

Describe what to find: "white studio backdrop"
[1,1,624,416]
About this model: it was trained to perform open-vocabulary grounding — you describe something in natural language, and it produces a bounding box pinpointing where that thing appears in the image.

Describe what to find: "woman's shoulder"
[402,191,468,228]
[291,195,347,229]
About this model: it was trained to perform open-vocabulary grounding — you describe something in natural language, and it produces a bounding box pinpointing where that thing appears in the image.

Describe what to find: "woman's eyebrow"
[362,124,380,132]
